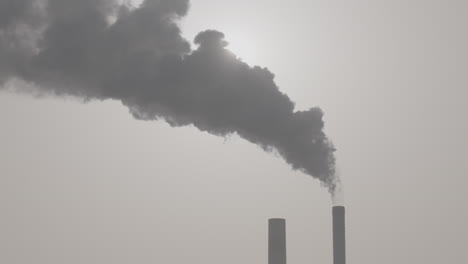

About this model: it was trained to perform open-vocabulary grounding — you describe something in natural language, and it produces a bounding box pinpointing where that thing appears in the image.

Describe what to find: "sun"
[223,30,259,66]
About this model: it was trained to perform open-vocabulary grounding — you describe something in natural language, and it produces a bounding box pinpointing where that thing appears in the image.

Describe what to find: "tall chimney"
[332,206,346,264]
[269,218,287,264]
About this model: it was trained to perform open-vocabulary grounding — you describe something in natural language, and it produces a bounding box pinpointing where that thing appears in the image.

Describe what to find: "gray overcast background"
[1,0,467,264]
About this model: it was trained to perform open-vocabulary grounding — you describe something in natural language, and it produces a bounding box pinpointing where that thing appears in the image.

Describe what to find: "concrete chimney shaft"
[333,206,346,264]
[268,218,286,264]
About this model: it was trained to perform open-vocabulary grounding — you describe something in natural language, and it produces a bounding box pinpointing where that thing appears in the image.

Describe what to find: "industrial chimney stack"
[268,207,345,264]
[268,218,287,264]
[332,206,346,264]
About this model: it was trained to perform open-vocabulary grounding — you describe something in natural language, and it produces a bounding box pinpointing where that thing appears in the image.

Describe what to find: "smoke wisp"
[0,0,338,192]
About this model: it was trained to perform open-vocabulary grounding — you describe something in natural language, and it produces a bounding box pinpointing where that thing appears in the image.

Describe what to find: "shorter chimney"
[269,218,287,264]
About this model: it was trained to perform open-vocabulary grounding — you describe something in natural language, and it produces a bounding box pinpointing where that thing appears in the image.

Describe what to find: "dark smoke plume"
[0,0,338,192]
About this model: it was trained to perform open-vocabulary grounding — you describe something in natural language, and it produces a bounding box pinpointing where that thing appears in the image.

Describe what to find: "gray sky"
[1,1,468,264]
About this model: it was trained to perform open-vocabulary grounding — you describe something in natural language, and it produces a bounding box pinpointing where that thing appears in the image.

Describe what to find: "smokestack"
[269,218,287,264]
[332,206,346,264]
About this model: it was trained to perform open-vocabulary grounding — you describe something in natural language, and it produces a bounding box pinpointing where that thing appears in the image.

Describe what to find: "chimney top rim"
[268,218,286,221]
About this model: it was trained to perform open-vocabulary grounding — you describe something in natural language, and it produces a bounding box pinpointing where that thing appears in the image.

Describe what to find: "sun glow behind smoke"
[223,30,260,66]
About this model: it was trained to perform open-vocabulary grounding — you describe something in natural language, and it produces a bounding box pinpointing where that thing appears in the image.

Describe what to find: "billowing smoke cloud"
[0,0,338,192]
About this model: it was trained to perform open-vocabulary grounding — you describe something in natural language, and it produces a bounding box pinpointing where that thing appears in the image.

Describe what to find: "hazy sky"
[1,1,467,264]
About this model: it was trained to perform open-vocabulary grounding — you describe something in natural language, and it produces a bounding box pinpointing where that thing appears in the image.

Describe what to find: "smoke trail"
[332,179,344,206]
[0,0,338,192]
